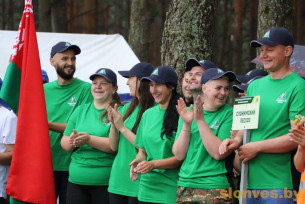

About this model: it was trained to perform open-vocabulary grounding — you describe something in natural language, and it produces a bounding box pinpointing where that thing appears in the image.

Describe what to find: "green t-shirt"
[64,103,115,185]
[135,105,179,204]
[108,102,140,197]
[44,78,93,171]
[246,72,305,189]
[176,104,232,189]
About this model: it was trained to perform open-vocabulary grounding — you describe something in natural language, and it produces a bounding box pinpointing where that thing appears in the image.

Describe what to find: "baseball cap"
[141,66,178,86]
[41,69,49,83]
[0,76,2,90]
[185,58,217,72]
[118,62,154,78]
[89,68,117,85]
[233,76,264,93]
[201,68,236,84]
[50,41,81,58]
[236,69,268,83]
[250,27,294,48]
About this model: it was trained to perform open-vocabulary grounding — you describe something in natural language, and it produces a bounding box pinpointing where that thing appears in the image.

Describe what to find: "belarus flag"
[1,0,56,203]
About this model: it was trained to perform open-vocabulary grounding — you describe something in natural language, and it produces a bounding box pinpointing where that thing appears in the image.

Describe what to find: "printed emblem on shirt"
[68,95,77,106]
[276,92,286,104]
[211,120,220,129]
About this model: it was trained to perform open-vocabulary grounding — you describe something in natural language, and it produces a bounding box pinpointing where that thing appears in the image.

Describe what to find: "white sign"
[232,96,260,130]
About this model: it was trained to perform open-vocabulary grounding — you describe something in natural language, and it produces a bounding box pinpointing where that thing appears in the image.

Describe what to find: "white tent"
[0,30,140,94]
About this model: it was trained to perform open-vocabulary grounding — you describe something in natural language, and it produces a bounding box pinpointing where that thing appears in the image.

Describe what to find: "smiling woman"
[60,68,121,204]
[128,66,182,204]
[173,68,236,203]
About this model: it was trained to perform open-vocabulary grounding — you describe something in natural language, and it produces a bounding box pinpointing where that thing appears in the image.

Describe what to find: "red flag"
[5,0,56,203]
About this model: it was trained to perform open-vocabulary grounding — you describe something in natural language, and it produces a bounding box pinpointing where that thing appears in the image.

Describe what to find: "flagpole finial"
[25,0,32,5]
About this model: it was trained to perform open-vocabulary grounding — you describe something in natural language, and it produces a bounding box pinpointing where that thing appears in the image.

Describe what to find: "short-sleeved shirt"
[246,72,305,189]
[64,103,115,185]
[0,106,17,198]
[108,103,140,197]
[134,104,179,204]
[44,78,92,171]
[176,104,233,189]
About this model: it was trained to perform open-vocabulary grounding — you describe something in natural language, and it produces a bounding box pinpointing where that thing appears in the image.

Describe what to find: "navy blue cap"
[236,69,268,83]
[201,68,236,84]
[0,98,11,110]
[250,27,294,48]
[118,62,154,78]
[233,76,264,93]
[41,69,49,83]
[0,77,2,90]
[185,58,217,72]
[50,41,81,58]
[141,66,178,86]
[89,68,117,85]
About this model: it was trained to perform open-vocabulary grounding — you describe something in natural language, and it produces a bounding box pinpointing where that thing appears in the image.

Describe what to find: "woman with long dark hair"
[130,66,182,204]
[61,68,121,204]
[107,62,155,204]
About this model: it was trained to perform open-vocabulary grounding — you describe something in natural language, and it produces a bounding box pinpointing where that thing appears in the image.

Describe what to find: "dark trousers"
[109,192,138,204]
[54,171,69,204]
[66,181,109,204]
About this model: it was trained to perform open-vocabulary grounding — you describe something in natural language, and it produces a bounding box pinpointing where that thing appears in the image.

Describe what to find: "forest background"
[1,0,305,97]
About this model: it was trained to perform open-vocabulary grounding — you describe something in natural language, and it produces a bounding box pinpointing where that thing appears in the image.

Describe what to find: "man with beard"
[44,42,93,204]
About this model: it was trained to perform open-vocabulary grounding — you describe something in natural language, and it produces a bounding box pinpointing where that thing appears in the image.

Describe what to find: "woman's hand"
[194,95,204,122]
[111,104,125,132]
[133,160,154,174]
[69,129,78,146]
[73,132,91,147]
[289,123,305,147]
[129,159,140,181]
[176,98,193,125]
[107,105,114,124]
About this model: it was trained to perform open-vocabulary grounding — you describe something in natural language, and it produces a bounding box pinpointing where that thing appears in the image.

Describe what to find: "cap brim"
[250,38,278,47]
[185,58,203,72]
[233,84,248,93]
[236,75,247,83]
[141,75,166,84]
[215,71,236,83]
[59,45,81,55]
[89,74,114,83]
[118,70,131,78]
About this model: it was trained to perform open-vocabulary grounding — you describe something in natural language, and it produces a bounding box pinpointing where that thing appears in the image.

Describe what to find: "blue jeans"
[245,189,296,204]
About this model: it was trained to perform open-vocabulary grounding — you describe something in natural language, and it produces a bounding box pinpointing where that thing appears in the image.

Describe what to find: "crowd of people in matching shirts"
[2,26,305,204]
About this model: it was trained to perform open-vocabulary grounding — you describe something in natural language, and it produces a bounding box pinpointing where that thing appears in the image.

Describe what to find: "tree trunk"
[51,0,67,32]
[2,0,6,29]
[295,0,305,44]
[233,0,245,74]
[129,0,163,64]
[249,0,258,69]
[257,0,294,38]
[84,0,97,33]
[161,0,218,77]
[38,0,51,32]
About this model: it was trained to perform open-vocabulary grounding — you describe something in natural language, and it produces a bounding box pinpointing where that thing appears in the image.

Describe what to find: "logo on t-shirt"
[68,95,77,106]
[211,120,220,129]
[276,92,286,103]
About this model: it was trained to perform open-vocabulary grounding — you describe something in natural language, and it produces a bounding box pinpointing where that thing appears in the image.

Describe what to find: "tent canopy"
[0,30,139,94]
